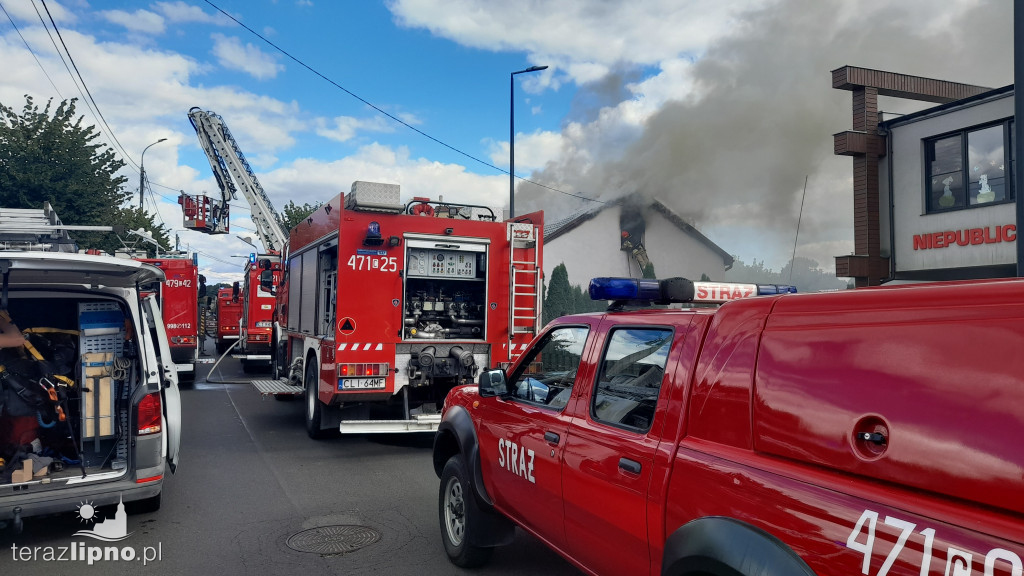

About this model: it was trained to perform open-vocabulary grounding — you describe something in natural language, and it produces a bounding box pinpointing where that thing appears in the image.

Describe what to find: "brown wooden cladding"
[831,65,980,285]
[834,131,886,157]
[832,65,990,103]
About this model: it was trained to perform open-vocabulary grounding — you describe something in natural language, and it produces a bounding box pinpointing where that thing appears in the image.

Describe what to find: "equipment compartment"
[0,296,137,487]
[403,245,487,340]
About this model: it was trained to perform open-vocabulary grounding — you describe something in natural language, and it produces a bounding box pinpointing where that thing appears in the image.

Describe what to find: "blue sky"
[0,0,1014,283]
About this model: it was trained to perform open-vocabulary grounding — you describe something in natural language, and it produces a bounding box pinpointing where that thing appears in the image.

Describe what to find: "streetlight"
[510,65,548,218]
[139,138,168,209]
[236,235,257,250]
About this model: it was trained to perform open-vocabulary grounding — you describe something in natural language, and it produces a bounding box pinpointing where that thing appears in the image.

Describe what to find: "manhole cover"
[286,525,381,555]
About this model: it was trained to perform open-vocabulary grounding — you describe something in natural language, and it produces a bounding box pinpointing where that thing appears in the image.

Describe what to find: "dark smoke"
[518,0,1012,266]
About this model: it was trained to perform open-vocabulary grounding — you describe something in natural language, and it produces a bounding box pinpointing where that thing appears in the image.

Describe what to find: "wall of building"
[543,205,730,289]
[644,212,730,281]
[887,93,1015,274]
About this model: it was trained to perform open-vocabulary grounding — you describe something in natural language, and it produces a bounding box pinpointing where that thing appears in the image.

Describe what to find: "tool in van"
[40,376,86,478]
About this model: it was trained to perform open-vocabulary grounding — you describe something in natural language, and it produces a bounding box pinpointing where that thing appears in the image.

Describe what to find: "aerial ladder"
[182,108,288,253]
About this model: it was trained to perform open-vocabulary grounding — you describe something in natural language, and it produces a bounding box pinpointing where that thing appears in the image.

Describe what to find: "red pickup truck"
[432,276,1024,576]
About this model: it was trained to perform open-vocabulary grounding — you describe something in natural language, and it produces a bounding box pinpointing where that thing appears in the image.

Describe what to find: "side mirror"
[232,281,240,301]
[259,270,275,291]
[477,369,508,397]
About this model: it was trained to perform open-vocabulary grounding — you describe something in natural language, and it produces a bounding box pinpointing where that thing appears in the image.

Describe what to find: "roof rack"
[0,202,113,252]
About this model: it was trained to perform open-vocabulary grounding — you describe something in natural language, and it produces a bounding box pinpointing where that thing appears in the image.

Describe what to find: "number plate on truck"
[340,378,386,390]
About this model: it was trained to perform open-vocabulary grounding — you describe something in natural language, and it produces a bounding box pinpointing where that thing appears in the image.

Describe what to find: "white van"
[0,250,182,532]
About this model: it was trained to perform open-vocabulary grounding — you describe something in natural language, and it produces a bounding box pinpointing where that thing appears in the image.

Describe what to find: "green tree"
[543,263,575,326]
[0,95,168,253]
[281,200,323,230]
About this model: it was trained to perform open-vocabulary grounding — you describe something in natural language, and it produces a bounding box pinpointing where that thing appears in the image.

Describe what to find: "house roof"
[543,197,734,268]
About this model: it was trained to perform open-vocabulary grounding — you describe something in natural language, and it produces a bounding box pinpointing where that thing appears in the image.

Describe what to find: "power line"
[0,1,64,98]
[201,0,601,206]
[37,0,140,171]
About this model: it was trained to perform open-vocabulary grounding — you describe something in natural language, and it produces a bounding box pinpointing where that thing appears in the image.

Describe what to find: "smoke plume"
[517,0,1012,269]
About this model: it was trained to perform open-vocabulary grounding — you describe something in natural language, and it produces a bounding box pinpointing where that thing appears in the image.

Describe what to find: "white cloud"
[387,0,766,84]
[210,33,283,80]
[101,9,166,35]
[259,143,507,215]
[315,115,395,143]
[153,1,232,26]
[486,130,564,173]
[1,0,76,24]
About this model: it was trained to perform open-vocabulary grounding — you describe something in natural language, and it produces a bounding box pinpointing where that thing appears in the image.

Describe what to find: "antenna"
[789,175,808,284]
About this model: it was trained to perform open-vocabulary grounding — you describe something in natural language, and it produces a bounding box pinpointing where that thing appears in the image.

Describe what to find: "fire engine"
[256,181,543,437]
[215,285,242,353]
[137,253,201,380]
[182,107,289,368]
[238,253,283,372]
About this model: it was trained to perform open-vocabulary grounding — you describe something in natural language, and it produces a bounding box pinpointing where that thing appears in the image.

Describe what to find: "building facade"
[543,198,733,289]
[831,66,1010,285]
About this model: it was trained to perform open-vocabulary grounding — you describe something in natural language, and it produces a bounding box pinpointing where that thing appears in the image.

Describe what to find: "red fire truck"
[215,285,243,353]
[137,254,201,380]
[237,253,283,372]
[257,182,543,438]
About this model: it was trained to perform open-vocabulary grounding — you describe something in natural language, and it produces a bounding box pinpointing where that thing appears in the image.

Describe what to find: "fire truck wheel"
[271,339,286,381]
[439,455,493,568]
[305,360,331,439]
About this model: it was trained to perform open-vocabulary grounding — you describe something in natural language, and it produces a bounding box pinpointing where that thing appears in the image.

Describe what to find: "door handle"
[544,431,560,444]
[619,458,641,474]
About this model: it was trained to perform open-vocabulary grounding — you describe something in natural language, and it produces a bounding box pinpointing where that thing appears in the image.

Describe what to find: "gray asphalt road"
[1,343,580,575]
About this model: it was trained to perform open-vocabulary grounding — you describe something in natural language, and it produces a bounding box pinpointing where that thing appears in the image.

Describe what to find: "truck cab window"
[508,325,589,410]
[592,328,671,431]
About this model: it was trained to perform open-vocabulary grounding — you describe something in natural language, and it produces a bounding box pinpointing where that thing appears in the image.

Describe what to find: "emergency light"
[364,221,384,246]
[589,277,797,305]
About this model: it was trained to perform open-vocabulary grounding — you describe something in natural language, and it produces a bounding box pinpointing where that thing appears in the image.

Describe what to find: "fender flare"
[433,405,514,548]
[661,517,817,576]
[433,405,495,509]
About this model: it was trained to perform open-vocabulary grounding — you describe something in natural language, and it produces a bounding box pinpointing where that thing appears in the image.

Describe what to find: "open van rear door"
[143,293,182,473]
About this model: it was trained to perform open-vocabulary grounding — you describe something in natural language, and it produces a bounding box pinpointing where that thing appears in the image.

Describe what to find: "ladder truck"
[183,107,287,368]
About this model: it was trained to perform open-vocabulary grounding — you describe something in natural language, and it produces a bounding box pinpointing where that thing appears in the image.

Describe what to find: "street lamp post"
[139,138,168,210]
[510,65,548,218]
[236,235,258,250]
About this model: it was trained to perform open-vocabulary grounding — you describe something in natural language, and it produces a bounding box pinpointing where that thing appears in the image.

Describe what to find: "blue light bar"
[756,284,798,295]
[249,253,256,264]
[589,277,660,301]
[591,277,797,306]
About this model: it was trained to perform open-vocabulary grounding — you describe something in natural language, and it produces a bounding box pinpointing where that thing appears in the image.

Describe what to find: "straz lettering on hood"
[846,509,1022,576]
[497,438,535,484]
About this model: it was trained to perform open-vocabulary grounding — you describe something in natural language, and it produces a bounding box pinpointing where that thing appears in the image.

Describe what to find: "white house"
[542,197,734,289]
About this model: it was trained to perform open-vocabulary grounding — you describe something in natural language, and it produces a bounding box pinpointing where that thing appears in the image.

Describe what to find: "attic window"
[619,204,646,252]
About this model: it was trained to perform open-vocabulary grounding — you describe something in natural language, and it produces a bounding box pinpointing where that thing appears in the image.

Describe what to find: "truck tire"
[271,337,286,381]
[305,360,330,439]
[439,455,494,568]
